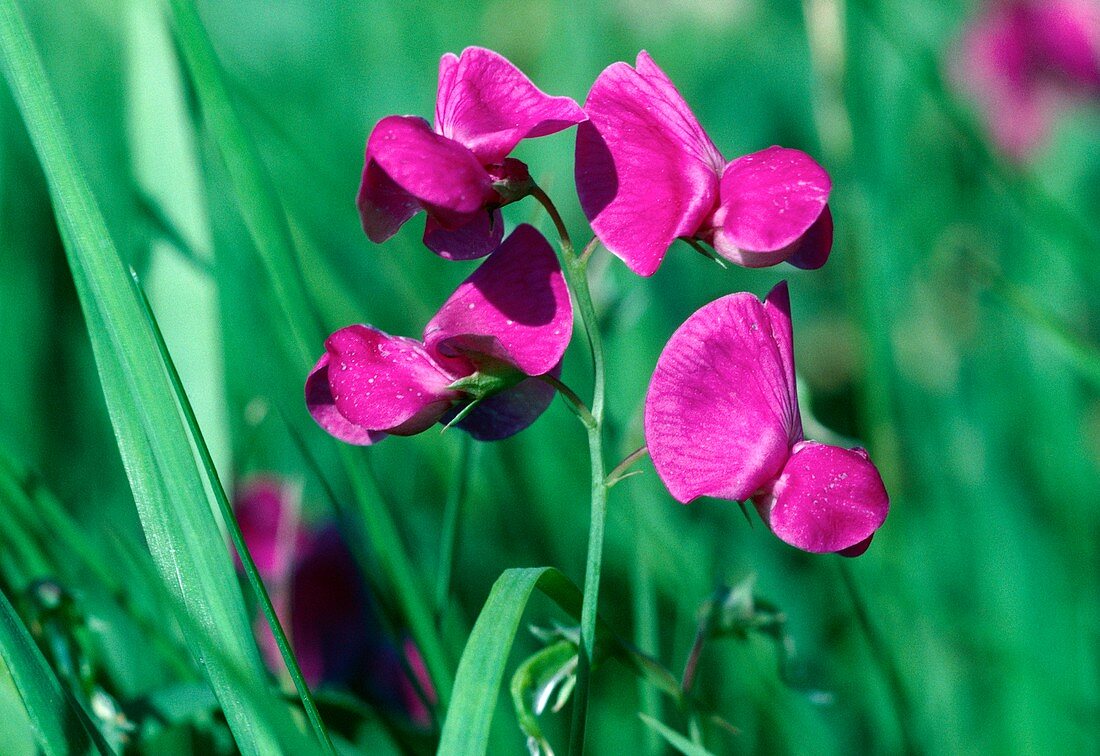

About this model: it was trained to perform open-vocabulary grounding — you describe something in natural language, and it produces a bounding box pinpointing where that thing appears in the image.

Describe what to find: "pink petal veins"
[423,224,572,376]
[434,47,586,164]
[576,53,723,276]
[644,288,800,503]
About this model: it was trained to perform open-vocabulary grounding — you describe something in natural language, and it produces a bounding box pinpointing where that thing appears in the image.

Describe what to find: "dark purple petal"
[754,442,889,555]
[435,47,586,164]
[357,158,421,244]
[423,224,572,376]
[784,205,833,271]
[576,52,724,277]
[709,146,832,268]
[321,325,461,437]
[362,115,495,228]
[305,353,386,446]
[644,286,801,503]
[449,373,558,441]
[423,209,504,261]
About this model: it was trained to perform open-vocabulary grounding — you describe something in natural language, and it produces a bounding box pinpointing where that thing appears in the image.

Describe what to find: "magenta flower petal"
[783,205,834,271]
[423,224,572,376]
[305,354,386,446]
[710,146,832,267]
[450,373,558,441]
[233,477,310,581]
[434,47,586,164]
[576,53,724,277]
[357,158,421,244]
[645,285,802,503]
[755,442,889,554]
[423,208,504,261]
[361,115,495,228]
[322,325,461,436]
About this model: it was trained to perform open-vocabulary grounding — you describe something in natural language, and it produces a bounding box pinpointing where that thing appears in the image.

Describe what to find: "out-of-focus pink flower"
[359,47,586,260]
[644,282,888,556]
[575,52,833,277]
[233,477,436,726]
[306,224,572,443]
[956,0,1100,159]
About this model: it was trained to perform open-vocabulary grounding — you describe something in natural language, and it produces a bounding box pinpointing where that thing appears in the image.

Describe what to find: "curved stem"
[606,446,649,488]
[531,186,608,755]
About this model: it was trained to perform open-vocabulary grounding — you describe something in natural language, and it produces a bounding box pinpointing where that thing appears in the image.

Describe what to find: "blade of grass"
[0,3,293,751]
[638,714,715,756]
[0,587,109,755]
[165,0,453,704]
[134,274,336,753]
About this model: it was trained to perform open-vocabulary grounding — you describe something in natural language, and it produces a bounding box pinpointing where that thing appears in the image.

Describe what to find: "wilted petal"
[576,53,723,276]
[710,146,832,268]
[755,442,889,554]
[305,354,386,446]
[435,47,586,164]
[645,288,801,503]
[423,224,572,376]
[423,208,504,261]
[449,373,558,441]
[363,115,495,227]
[322,325,461,436]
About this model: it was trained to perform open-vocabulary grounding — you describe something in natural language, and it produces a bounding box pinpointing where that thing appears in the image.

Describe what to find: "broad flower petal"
[435,47,586,164]
[423,224,572,376]
[360,115,495,229]
[576,53,723,277]
[710,146,832,268]
[323,325,461,436]
[645,284,801,503]
[755,442,889,554]
[234,477,309,581]
[423,209,504,261]
[305,354,386,446]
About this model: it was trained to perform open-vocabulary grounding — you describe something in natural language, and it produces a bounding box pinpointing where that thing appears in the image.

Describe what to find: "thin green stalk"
[530,186,609,755]
[435,434,475,619]
[135,278,336,755]
[632,548,661,754]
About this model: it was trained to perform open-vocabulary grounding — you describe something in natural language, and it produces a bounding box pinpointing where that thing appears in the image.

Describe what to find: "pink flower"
[956,0,1100,159]
[575,52,833,277]
[358,47,586,260]
[233,477,436,725]
[306,224,572,443]
[644,282,888,556]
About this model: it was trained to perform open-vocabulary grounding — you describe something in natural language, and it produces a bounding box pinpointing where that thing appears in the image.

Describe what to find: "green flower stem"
[435,434,475,619]
[530,185,608,755]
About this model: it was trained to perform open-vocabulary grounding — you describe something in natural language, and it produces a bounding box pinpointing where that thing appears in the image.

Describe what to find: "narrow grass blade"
[638,714,715,756]
[0,588,107,755]
[0,3,292,751]
[165,0,453,702]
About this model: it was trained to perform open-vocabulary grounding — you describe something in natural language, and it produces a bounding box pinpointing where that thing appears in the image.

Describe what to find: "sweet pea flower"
[358,46,586,260]
[644,282,888,556]
[575,52,833,277]
[306,224,572,443]
[956,0,1100,159]
[234,477,435,725]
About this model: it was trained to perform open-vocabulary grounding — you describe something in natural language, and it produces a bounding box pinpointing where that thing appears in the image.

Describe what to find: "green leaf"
[638,714,716,756]
[439,567,682,755]
[510,639,578,756]
[0,587,107,755]
[0,3,301,752]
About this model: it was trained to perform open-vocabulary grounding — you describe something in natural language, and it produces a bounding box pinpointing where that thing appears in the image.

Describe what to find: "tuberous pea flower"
[955,0,1100,159]
[233,478,435,725]
[644,282,888,556]
[358,46,586,260]
[306,224,572,443]
[575,51,833,277]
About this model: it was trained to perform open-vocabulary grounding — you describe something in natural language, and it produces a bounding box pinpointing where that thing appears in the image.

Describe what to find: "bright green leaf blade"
[0,588,105,755]
[0,3,293,752]
[638,714,716,756]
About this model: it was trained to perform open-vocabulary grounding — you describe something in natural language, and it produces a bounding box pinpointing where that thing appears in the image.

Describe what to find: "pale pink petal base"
[755,442,889,554]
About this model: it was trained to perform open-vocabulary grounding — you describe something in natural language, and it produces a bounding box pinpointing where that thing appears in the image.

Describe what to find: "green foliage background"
[0,0,1098,752]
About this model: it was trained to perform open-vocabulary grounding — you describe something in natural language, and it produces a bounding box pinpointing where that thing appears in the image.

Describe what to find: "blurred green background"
[1,0,1098,752]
